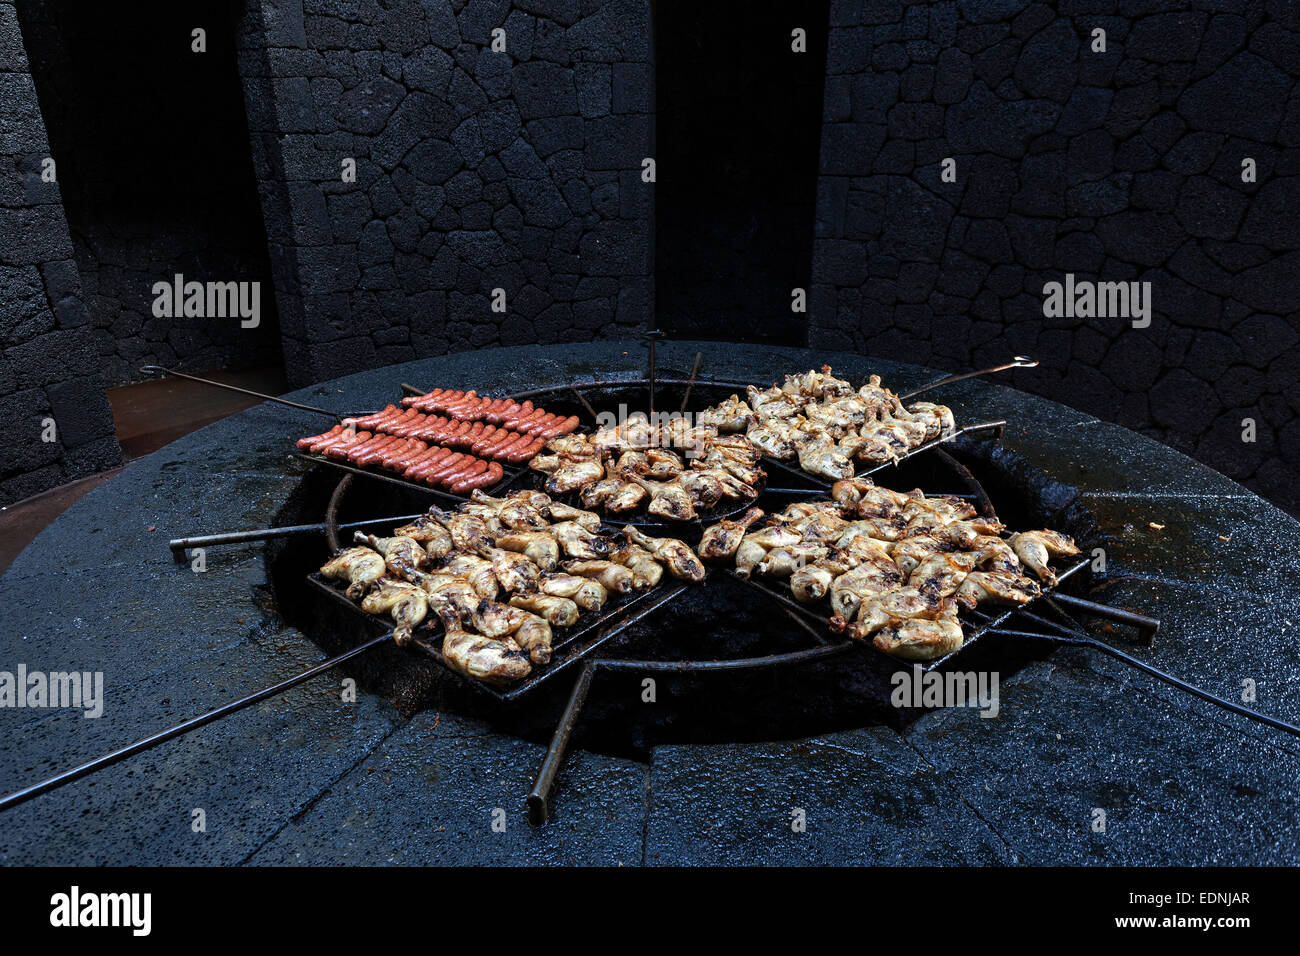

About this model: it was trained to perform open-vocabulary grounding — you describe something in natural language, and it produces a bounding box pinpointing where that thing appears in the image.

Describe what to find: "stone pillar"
[236,0,654,387]
[0,0,120,506]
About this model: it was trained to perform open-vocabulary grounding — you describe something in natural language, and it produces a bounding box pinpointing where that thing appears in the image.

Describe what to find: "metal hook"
[899,356,1039,400]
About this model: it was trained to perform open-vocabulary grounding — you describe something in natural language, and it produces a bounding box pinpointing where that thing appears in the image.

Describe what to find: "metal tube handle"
[900,356,1039,400]
[138,365,349,420]
[0,633,393,814]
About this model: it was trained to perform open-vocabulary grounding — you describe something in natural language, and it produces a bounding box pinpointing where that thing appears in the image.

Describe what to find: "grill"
[3,353,1296,827]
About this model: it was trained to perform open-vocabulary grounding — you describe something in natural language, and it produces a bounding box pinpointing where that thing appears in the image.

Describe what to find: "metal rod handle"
[138,365,347,420]
[680,351,704,414]
[528,662,596,826]
[1047,593,1159,640]
[900,356,1038,400]
[0,633,393,814]
[167,512,428,556]
[991,630,1300,740]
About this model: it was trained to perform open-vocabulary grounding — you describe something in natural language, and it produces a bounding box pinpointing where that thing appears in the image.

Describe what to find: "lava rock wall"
[0,0,120,506]
[237,0,654,387]
[809,0,1300,514]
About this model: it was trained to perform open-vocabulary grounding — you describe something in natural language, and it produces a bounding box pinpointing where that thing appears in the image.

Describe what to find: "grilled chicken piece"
[890,534,948,575]
[644,448,684,480]
[508,593,579,627]
[494,530,561,571]
[433,600,531,684]
[545,434,596,457]
[543,500,602,531]
[695,452,764,487]
[908,552,978,602]
[790,564,835,602]
[511,609,553,664]
[706,434,763,461]
[971,535,1019,573]
[613,450,649,476]
[360,578,429,645]
[706,470,759,501]
[419,573,480,616]
[440,553,499,599]
[828,558,906,624]
[538,572,607,611]
[477,546,541,594]
[954,570,1041,609]
[623,526,706,583]
[755,543,829,578]
[529,453,563,474]
[698,507,765,561]
[506,489,556,510]
[747,421,798,459]
[429,508,496,554]
[733,538,768,580]
[834,522,892,555]
[391,514,455,558]
[544,455,606,495]
[697,394,754,433]
[321,546,387,600]
[797,437,855,481]
[606,481,650,513]
[458,503,508,535]
[905,401,955,439]
[562,559,637,595]
[580,476,624,509]
[608,540,664,588]
[873,616,964,660]
[831,477,876,510]
[676,471,725,509]
[355,533,426,579]
[841,588,947,642]
[1007,530,1080,585]
[633,477,697,522]
[733,523,803,580]
[468,490,549,530]
[467,598,526,638]
[551,520,612,559]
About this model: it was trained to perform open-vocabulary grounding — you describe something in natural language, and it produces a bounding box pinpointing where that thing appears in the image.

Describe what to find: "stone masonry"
[809,0,1300,515]
[236,0,654,386]
[0,0,120,507]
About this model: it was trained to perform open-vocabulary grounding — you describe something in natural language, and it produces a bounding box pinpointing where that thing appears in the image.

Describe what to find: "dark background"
[1,0,1296,513]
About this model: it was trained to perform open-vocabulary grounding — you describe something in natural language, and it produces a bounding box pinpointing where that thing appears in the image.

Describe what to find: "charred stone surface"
[236,0,654,387]
[1,342,1297,865]
[810,1,1300,517]
[0,0,120,506]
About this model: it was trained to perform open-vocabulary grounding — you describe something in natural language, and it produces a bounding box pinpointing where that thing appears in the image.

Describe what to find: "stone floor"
[1,341,1297,865]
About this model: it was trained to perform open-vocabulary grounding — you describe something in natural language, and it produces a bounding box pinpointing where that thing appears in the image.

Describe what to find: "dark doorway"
[653,0,828,346]
[16,0,281,385]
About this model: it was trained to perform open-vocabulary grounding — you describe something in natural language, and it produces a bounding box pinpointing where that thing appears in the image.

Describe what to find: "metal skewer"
[899,356,1039,400]
[989,628,1300,739]
[139,365,357,420]
[168,512,429,559]
[0,633,394,813]
[680,351,704,414]
[645,329,663,419]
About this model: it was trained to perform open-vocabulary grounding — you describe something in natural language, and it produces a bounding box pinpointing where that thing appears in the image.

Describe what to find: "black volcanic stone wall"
[17,0,283,386]
[809,0,1300,515]
[237,0,654,387]
[0,0,121,506]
